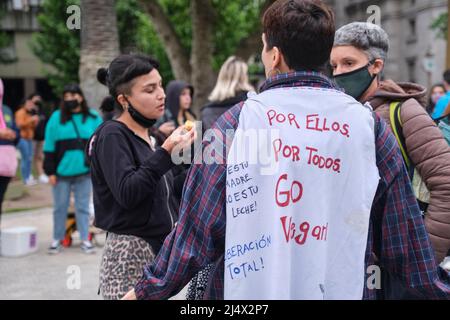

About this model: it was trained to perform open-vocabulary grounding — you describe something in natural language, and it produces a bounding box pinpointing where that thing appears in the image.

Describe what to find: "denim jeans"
[52,174,91,241]
[17,138,33,182]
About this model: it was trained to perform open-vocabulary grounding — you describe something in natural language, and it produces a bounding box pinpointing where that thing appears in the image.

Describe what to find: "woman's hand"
[49,175,57,186]
[161,124,196,155]
[31,115,40,125]
[0,128,16,141]
[122,289,137,300]
[158,121,176,136]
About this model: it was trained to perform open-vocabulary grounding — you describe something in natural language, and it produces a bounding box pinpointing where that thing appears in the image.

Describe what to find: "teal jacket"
[43,109,102,177]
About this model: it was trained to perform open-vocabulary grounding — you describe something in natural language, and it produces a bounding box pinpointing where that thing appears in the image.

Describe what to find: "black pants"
[0,176,11,225]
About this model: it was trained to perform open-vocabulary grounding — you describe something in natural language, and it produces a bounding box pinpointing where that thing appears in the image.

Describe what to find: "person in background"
[30,93,49,184]
[100,96,117,122]
[331,22,450,267]
[89,54,194,300]
[426,84,446,116]
[432,70,450,120]
[201,56,254,131]
[44,84,103,255]
[160,80,196,128]
[0,78,20,228]
[15,96,40,186]
[156,80,197,203]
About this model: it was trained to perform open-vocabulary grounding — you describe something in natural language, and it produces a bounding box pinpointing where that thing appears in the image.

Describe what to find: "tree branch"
[139,0,191,81]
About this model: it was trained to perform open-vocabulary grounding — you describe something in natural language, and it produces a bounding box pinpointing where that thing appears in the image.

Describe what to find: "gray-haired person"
[330,22,450,298]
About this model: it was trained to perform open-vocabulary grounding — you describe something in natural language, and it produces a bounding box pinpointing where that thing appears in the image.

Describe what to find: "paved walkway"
[0,208,187,300]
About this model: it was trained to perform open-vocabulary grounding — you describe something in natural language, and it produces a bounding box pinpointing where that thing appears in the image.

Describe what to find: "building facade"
[0,0,56,110]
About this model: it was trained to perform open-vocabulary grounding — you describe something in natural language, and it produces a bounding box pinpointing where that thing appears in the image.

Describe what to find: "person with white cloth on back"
[124,0,450,300]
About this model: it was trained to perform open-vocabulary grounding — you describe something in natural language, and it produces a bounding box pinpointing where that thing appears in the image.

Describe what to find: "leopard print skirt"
[99,232,155,300]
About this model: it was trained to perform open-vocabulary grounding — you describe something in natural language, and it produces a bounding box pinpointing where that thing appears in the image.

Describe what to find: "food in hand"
[184,120,194,131]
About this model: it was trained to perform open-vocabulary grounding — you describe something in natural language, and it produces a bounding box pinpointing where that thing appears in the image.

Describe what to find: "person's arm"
[401,99,450,262]
[134,160,227,300]
[15,109,37,129]
[372,116,450,299]
[43,114,57,177]
[95,133,175,209]
[133,103,244,300]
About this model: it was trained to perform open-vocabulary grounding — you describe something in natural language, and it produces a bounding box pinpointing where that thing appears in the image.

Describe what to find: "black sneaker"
[48,240,62,255]
[81,241,95,254]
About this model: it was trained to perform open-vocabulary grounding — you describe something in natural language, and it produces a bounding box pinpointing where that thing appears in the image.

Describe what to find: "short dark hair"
[27,92,41,101]
[97,53,160,114]
[262,0,335,71]
[443,70,450,84]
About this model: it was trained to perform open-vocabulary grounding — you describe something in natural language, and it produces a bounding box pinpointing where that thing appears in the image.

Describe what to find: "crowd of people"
[1,0,450,300]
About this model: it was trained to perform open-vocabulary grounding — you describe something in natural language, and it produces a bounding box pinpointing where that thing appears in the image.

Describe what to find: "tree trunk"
[140,0,191,82]
[190,0,216,114]
[79,0,120,109]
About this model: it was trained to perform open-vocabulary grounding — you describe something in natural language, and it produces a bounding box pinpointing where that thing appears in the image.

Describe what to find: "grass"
[4,182,27,201]
[4,206,49,214]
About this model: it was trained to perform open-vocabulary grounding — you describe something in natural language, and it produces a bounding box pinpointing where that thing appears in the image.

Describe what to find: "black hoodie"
[86,120,178,253]
[200,91,248,131]
[160,80,195,127]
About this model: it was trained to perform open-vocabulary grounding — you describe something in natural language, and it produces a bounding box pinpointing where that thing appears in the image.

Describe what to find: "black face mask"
[63,100,80,112]
[27,109,38,116]
[124,97,156,129]
[333,61,377,101]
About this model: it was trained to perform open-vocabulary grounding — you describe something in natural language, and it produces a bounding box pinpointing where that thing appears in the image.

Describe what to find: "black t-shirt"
[87,120,178,253]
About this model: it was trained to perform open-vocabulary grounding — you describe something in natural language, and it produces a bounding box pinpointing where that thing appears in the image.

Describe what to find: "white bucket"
[1,226,38,257]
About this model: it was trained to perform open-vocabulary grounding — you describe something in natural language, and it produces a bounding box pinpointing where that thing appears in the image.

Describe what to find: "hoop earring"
[267,68,282,78]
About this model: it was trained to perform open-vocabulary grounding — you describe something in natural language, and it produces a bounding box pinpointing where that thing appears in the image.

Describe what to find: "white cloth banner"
[224,87,380,300]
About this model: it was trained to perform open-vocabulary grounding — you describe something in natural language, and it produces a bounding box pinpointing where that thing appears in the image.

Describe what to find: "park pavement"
[0,206,187,300]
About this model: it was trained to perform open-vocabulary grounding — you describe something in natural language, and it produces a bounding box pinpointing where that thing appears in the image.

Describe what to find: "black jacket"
[86,120,178,253]
[200,91,248,131]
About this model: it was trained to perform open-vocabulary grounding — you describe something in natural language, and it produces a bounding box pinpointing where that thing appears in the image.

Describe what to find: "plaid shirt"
[135,72,450,300]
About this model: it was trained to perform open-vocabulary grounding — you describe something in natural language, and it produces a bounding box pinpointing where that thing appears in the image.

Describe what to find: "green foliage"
[116,0,174,82]
[431,12,448,40]
[31,0,80,96]
[0,2,17,64]
[211,0,263,69]
[31,0,265,95]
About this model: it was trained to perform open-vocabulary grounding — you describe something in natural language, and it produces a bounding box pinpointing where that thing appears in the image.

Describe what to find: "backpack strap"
[389,102,412,170]
[434,111,450,123]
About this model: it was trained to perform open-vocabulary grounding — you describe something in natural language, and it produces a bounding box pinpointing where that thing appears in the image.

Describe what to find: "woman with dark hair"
[156,80,196,129]
[43,84,103,255]
[426,84,446,115]
[15,95,40,185]
[87,53,195,300]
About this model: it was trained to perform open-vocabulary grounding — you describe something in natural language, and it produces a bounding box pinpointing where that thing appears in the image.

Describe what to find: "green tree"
[31,0,175,97]
[0,2,17,64]
[431,12,447,39]
[32,0,270,109]
[140,0,273,110]
[31,0,80,96]
[116,0,174,82]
